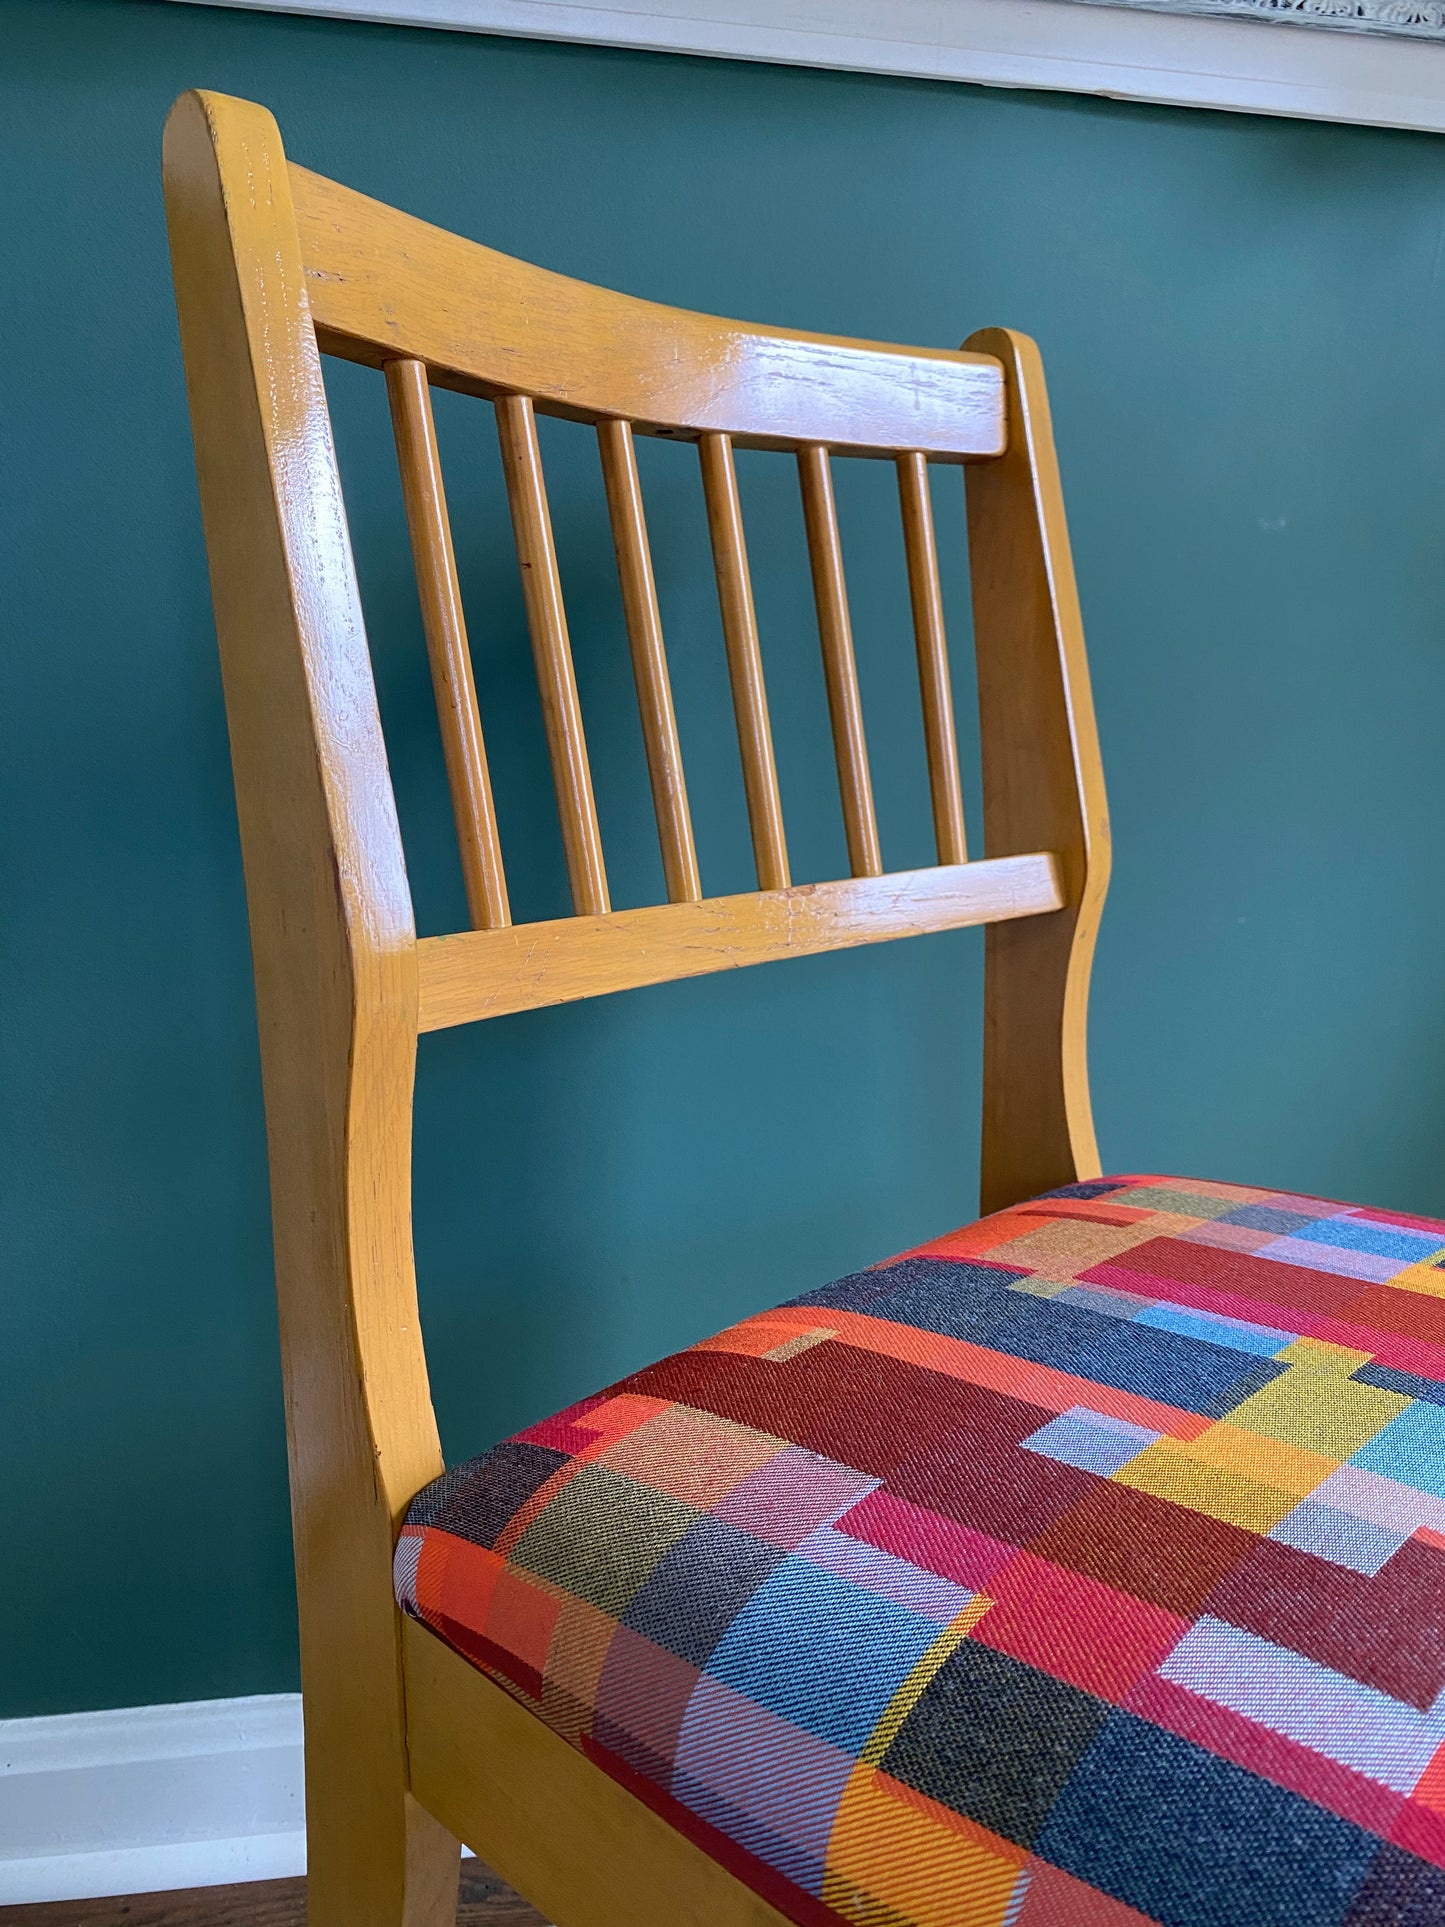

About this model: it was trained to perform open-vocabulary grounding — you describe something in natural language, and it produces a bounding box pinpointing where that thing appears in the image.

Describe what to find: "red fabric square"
[973,1550,1186,1698]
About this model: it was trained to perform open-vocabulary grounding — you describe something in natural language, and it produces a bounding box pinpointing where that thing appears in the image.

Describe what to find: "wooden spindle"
[597,418,701,904]
[698,432,789,891]
[797,444,881,879]
[898,451,967,866]
[385,359,510,930]
[494,393,609,917]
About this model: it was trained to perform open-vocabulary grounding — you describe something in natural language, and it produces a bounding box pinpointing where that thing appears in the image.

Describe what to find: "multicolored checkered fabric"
[396,1175,1445,1926]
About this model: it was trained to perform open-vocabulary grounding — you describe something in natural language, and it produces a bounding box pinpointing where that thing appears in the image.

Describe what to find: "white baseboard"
[0,1695,305,1904]
[0,1693,486,1906]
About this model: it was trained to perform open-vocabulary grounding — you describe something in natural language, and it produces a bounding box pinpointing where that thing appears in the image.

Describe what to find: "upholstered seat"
[398,1175,1445,1927]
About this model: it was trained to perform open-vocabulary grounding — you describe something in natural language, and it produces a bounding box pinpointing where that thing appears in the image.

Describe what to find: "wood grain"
[495,392,609,917]
[290,166,1005,461]
[698,432,790,890]
[897,450,967,866]
[964,328,1111,1213]
[386,357,509,930]
[415,856,1062,1029]
[797,444,881,878]
[0,1862,541,1927]
[597,416,700,903]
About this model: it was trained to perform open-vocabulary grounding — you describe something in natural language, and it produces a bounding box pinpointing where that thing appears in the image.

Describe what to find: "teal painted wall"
[4,0,1445,1719]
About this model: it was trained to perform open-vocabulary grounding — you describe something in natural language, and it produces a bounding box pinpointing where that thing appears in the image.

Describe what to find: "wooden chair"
[164,88,1107,1927]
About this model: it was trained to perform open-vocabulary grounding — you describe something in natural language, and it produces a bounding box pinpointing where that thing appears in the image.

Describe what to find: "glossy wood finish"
[168,87,1111,1927]
[965,327,1110,1213]
[495,392,609,916]
[415,855,1062,1029]
[797,443,881,878]
[289,167,1006,460]
[597,416,700,902]
[163,91,460,1927]
[404,1621,792,1927]
[698,432,790,890]
[897,450,967,866]
[386,357,509,929]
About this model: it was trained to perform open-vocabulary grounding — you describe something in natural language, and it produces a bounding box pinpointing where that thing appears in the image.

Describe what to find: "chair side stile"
[162,89,462,1927]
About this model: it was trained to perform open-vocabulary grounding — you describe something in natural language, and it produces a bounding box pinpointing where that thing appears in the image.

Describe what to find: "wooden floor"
[0,1861,546,1926]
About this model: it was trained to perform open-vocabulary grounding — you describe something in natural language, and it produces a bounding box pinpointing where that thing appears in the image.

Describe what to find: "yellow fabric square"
[1383,1263,1445,1301]
[981,1219,1144,1279]
[825,1768,1025,1927]
[1180,1421,1336,1497]
[1274,1337,1374,1376]
[1112,1441,1298,1531]
[764,1327,836,1362]
[1226,1367,1408,1460]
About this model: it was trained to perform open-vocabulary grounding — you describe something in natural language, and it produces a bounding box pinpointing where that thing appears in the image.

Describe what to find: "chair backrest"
[162,89,1109,1651]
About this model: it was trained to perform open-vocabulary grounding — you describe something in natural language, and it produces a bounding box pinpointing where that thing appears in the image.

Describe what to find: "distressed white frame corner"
[165,0,1445,132]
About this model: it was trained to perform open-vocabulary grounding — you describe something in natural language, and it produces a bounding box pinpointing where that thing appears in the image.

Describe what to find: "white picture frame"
[167,0,1445,133]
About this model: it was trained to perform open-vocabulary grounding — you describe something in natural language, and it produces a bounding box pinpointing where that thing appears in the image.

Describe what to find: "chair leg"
[304,1725,461,1927]
[403,1793,465,1927]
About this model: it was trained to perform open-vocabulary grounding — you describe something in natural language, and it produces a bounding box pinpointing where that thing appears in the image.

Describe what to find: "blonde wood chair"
[164,88,1107,1927]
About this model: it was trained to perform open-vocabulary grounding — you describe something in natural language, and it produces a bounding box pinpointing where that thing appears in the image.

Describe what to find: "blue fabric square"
[1268,1501,1408,1576]
[1064,1319,1286,1416]
[623,1515,786,1665]
[790,1260,926,1313]
[1022,1410,1157,1476]
[704,1555,942,1755]
[1036,1711,1379,1927]
[1135,1302,1294,1358]
[973,1300,1115,1369]
[1040,1181,1133,1200]
[1351,1402,1445,1498]
[1218,1205,1324,1235]
[1294,1218,1444,1263]
[865,1271,1128,1383]
[799,1257,1027,1323]
[1057,1286,1152,1321]
[1354,1362,1445,1408]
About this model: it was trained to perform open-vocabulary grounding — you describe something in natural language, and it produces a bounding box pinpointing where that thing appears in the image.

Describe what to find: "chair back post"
[966,327,1111,1214]
[162,90,458,1925]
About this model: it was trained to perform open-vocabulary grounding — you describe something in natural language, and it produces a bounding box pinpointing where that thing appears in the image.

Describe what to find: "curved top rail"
[290,165,1005,460]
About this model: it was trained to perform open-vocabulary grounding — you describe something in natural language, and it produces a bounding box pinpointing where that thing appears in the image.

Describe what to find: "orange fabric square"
[1411,1740,1445,1815]
[486,1566,561,1678]
[431,1533,505,1634]
[825,1766,1025,1927]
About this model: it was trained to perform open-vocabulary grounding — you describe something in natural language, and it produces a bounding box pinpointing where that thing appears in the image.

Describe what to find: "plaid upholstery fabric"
[397,1175,1445,1926]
